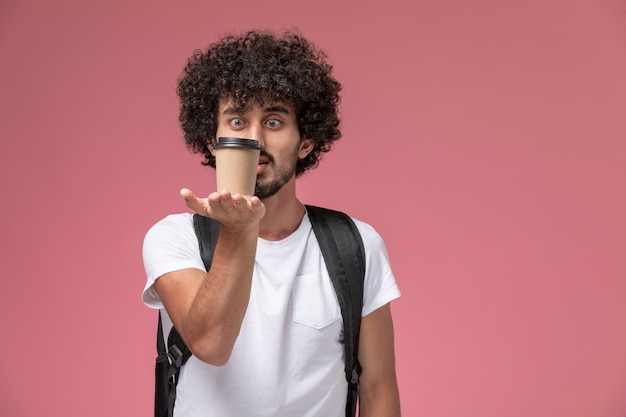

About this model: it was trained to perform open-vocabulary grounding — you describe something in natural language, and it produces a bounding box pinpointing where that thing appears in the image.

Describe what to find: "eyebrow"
[221,105,292,116]
[221,107,241,116]
[263,105,291,115]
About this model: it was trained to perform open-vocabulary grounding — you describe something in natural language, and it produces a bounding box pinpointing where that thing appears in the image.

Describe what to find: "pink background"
[1,1,625,416]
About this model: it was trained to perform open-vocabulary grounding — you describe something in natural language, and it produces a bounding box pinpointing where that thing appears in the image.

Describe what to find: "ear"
[298,138,315,159]
[207,139,216,156]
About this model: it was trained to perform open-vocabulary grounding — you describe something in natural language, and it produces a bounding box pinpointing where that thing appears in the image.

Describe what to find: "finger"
[249,197,266,216]
[208,191,224,210]
[180,187,195,201]
[220,193,235,210]
[180,188,201,211]
[232,194,248,212]
[208,191,221,202]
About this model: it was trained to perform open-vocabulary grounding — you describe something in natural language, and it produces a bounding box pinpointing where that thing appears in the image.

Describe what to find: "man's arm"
[358,303,401,417]
[153,189,265,366]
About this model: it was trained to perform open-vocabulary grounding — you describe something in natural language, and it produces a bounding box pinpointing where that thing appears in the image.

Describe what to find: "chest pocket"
[292,273,341,329]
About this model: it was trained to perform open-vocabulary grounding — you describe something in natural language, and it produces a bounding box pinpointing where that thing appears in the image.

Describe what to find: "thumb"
[180,188,199,210]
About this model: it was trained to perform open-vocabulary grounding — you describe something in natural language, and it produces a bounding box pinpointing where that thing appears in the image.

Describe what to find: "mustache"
[260,150,274,164]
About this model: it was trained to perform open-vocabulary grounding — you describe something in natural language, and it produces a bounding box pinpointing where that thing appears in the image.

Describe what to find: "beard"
[254,151,298,199]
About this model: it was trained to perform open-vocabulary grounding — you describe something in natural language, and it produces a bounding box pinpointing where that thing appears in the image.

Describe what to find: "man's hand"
[180,188,266,232]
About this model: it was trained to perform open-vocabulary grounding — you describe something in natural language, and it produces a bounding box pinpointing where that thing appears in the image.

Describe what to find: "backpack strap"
[155,313,169,417]
[192,213,221,272]
[155,309,194,417]
[306,205,366,417]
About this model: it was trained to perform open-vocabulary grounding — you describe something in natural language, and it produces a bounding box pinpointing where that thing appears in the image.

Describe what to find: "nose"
[249,123,265,148]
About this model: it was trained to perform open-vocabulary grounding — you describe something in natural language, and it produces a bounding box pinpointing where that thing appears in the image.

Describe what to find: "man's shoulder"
[149,212,194,229]
[144,212,196,243]
[305,205,384,248]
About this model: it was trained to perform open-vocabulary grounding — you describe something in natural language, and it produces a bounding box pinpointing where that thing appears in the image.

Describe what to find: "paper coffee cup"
[214,137,262,198]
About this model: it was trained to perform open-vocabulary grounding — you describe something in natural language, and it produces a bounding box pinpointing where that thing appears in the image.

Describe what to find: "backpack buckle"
[351,369,359,384]
[168,345,185,367]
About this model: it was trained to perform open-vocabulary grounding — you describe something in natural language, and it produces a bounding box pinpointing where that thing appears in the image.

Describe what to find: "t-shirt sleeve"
[353,219,401,317]
[141,213,206,309]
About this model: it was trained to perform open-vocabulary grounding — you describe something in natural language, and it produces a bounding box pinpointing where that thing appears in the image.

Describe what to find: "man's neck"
[258,179,305,241]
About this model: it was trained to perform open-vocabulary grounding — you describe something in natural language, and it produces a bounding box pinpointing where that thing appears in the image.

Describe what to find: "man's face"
[214,99,313,199]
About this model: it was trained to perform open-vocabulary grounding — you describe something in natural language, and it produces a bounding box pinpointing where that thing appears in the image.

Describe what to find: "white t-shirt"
[142,211,400,417]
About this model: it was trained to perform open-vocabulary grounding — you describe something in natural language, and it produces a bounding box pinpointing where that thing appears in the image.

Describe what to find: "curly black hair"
[176,29,342,177]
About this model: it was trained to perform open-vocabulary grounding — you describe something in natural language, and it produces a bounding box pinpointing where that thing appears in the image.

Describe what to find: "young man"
[142,30,401,416]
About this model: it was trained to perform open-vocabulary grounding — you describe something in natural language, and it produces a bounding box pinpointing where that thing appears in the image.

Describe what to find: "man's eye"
[230,118,244,127]
[266,119,281,128]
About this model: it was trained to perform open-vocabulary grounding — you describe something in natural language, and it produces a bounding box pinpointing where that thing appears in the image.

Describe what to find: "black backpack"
[155,205,366,417]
